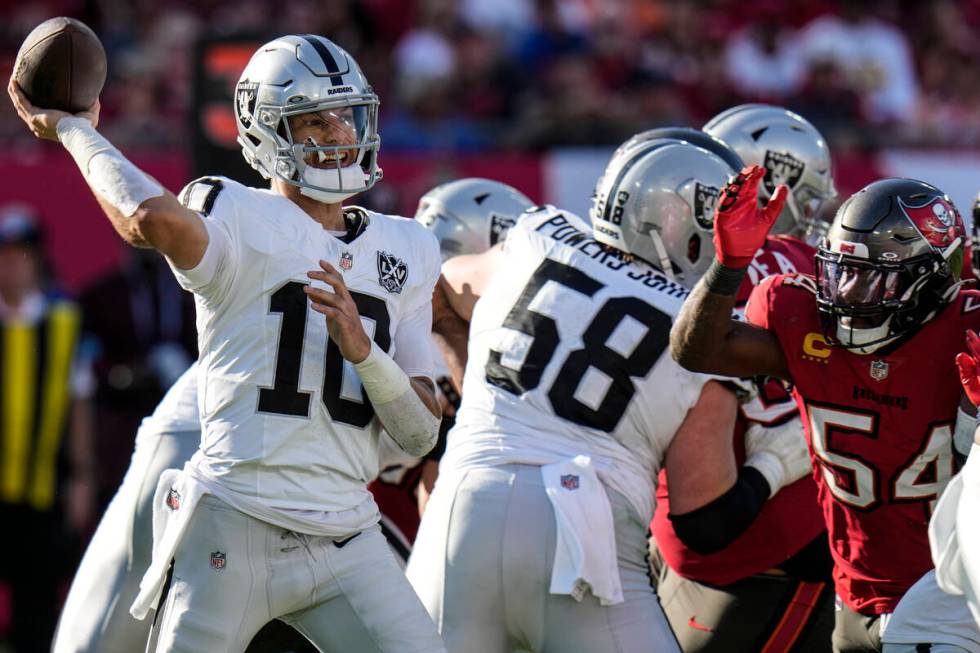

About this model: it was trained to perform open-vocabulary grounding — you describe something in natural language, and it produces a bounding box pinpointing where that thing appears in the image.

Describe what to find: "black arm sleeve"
[668,465,771,555]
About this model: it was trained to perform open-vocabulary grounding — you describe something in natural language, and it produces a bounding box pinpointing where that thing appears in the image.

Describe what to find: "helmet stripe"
[601,141,673,224]
[300,35,344,86]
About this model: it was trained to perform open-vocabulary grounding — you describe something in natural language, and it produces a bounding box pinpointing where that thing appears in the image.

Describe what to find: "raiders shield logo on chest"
[377,251,408,294]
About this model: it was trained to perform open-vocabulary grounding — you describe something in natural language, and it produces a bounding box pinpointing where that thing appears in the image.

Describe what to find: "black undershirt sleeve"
[668,465,772,555]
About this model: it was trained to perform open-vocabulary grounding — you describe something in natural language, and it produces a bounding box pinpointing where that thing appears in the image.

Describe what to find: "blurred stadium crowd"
[0,0,980,646]
[3,0,980,152]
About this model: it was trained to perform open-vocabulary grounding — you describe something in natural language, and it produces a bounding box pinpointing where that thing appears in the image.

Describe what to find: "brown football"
[13,17,107,113]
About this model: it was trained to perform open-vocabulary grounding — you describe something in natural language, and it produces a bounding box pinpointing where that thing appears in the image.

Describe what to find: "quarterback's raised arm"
[8,80,207,269]
[670,166,791,381]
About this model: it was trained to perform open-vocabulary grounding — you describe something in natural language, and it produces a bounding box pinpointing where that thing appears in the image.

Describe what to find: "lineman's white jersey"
[171,177,440,536]
[442,206,715,523]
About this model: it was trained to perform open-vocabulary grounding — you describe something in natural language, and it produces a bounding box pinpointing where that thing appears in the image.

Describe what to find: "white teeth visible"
[318,150,328,163]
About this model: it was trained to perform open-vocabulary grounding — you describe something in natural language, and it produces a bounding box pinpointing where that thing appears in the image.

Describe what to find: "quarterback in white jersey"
[407,141,812,653]
[11,34,445,652]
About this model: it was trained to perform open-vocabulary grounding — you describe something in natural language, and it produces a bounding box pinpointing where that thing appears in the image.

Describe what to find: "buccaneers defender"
[649,107,838,652]
[672,167,976,653]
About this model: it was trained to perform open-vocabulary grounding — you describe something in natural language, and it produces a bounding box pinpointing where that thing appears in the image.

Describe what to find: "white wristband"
[353,342,439,457]
[352,341,412,403]
[745,451,782,498]
[57,117,163,216]
[955,407,977,458]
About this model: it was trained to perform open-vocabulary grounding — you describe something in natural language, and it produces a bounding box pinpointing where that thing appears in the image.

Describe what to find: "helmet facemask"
[815,248,957,354]
[271,100,380,204]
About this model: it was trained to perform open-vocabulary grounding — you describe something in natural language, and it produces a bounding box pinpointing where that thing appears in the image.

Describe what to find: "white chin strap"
[299,164,370,204]
[836,316,898,355]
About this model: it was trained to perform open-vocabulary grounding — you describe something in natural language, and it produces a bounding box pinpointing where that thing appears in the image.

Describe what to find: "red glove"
[957,329,980,405]
[713,165,789,268]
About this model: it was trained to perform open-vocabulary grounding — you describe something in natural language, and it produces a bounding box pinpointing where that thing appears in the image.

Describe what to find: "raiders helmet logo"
[489,214,516,246]
[899,196,958,248]
[377,251,408,294]
[235,81,259,129]
[693,182,720,230]
[763,150,804,193]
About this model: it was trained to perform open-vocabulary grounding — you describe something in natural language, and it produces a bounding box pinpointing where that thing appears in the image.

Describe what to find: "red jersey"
[745,274,980,614]
[652,236,825,585]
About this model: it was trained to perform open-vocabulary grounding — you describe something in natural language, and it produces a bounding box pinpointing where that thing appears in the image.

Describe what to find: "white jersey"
[442,206,714,523]
[138,362,200,436]
[171,177,440,536]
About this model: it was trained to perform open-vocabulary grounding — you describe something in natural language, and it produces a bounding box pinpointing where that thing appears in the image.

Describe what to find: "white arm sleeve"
[392,300,435,381]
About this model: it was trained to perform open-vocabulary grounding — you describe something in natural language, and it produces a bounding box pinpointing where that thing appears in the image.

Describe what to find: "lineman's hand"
[306,260,372,363]
[8,78,99,141]
[713,165,788,268]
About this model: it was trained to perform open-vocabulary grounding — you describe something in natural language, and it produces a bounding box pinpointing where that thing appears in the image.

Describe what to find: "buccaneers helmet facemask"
[815,250,959,353]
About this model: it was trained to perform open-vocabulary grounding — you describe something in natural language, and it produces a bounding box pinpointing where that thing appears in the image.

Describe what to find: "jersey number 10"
[258,281,391,428]
[486,258,671,432]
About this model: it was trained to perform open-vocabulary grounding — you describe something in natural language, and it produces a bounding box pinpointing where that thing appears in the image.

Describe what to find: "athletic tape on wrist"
[57,117,163,216]
[703,260,747,295]
[954,406,978,458]
[352,341,412,403]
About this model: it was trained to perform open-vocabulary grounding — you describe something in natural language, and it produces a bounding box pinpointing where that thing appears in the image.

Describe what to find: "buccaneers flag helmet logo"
[898,196,958,249]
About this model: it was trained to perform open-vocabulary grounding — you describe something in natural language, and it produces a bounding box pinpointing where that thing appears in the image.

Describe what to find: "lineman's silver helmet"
[235,35,381,204]
[416,178,534,260]
[591,139,737,289]
[704,104,836,239]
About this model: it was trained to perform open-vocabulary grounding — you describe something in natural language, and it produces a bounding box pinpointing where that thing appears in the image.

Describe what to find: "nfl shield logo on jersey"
[560,474,580,490]
[870,360,889,381]
[377,251,408,294]
[340,251,354,271]
[166,488,181,511]
[210,551,226,571]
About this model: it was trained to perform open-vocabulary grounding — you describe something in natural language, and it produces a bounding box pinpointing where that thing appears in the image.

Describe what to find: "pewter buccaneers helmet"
[416,178,534,261]
[816,178,964,353]
[591,139,736,289]
[235,35,381,204]
[704,104,836,239]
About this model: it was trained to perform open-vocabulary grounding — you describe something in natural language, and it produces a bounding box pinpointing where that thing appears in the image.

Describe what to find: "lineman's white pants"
[407,463,679,653]
[53,428,200,653]
[148,494,445,653]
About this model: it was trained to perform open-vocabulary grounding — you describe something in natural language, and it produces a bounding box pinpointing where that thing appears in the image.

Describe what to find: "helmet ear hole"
[687,234,701,264]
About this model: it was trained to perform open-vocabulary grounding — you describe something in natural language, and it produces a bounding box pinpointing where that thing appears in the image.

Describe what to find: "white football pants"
[148,494,446,653]
[406,463,679,653]
[882,570,980,653]
[53,427,201,653]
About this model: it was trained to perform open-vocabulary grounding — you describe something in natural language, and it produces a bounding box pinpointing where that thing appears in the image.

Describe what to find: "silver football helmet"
[416,178,534,260]
[235,35,381,204]
[591,139,737,289]
[704,104,836,240]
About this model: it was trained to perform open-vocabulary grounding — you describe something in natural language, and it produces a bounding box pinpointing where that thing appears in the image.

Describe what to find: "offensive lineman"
[10,35,446,652]
[370,178,535,548]
[650,107,837,651]
[671,168,979,652]
[407,140,811,652]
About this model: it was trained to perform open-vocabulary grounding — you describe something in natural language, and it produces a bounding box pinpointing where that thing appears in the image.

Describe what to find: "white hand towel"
[541,455,623,606]
[130,466,208,619]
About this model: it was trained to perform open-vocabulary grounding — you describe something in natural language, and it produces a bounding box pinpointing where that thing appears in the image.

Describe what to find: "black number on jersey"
[259,281,391,427]
[486,259,670,432]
